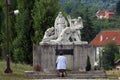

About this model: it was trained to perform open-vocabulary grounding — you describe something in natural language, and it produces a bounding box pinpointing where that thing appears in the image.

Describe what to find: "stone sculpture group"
[40,12,87,44]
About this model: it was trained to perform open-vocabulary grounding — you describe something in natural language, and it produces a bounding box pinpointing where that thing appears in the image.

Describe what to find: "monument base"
[25,70,107,79]
[33,43,95,72]
[40,41,88,45]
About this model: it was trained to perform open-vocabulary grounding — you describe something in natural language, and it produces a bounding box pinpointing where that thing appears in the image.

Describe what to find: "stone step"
[32,79,102,80]
[25,71,107,79]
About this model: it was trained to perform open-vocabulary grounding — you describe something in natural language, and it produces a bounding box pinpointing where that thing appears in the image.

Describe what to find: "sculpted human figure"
[67,15,76,27]
[41,12,68,43]
[41,27,56,43]
[70,16,83,41]
[51,16,83,43]
[51,27,71,43]
[54,12,68,37]
[40,12,86,44]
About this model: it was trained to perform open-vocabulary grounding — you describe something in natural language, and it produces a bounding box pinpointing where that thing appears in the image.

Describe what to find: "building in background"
[96,9,115,19]
[90,30,120,66]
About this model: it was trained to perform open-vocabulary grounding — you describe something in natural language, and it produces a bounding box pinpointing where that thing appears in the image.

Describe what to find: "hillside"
[60,0,118,4]
[60,0,118,12]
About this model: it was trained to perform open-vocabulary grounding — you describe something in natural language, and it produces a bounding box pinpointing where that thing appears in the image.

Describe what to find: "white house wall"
[94,47,103,66]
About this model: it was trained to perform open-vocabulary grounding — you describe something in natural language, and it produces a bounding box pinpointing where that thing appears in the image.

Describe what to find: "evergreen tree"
[81,8,95,43]
[32,0,59,44]
[0,6,3,58]
[8,0,17,60]
[0,1,6,58]
[116,0,120,16]
[0,6,3,45]
[86,56,91,71]
[13,0,34,64]
[102,42,118,70]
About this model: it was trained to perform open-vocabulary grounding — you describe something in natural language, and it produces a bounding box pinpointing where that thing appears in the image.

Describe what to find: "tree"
[0,1,6,58]
[81,8,95,43]
[0,20,2,58]
[13,0,34,64]
[86,56,91,71]
[114,52,120,62]
[116,0,120,16]
[32,0,59,44]
[102,42,119,70]
[0,6,3,50]
[8,0,17,60]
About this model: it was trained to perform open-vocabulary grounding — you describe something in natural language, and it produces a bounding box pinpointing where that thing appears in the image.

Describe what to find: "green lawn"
[1,60,120,80]
[106,69,120,77]
[0,61,33,80]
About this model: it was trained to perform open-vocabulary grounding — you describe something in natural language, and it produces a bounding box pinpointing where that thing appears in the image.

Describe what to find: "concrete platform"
[25,71,107,79]
[33,79,109,80]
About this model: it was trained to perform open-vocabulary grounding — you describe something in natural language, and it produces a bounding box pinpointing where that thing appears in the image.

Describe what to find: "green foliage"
[93,17,120,34]
[0,0,60,64]
[0,3,5,59]
[13,34,33,64]
[0,0,120,65]
[86,56,91,71]
[13,0,34,64]
[60,0,120,39]
[60,0,117,10]
[115,53,120,62]
[102,42,119,70]
[0,33,2,59]
[0,7,2,44]
[0,61,32,80]
[114,46,120,62]
[116,0,120,16]
[0,0,18,59]
[32,0,59,44]
[81,8,96,43]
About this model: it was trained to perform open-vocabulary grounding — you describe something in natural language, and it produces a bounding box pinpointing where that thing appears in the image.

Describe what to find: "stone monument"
[33,12,95,72]
[40,12,87,44]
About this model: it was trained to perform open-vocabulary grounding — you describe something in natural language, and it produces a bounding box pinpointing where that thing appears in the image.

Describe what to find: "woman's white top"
[56,55,67,70]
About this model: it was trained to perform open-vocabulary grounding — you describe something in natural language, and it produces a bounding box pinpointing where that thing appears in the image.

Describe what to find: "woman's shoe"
[63,72,67,77]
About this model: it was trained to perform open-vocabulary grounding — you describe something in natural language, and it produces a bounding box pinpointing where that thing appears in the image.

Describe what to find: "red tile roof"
[90,30,120,46]
[96,10,105,16]
[96,9,115,19]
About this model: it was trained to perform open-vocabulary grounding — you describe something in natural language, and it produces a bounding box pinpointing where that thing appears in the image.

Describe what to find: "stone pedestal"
[33,43,95,72]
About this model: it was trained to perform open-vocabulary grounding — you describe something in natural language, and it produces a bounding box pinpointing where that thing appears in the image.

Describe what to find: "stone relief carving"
[40,12,87,44]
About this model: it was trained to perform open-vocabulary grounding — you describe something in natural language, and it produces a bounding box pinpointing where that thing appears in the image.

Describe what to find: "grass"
[0,60,33,80]
[105,69,120,80]
[1,60,120,80]
[106,69,120,77]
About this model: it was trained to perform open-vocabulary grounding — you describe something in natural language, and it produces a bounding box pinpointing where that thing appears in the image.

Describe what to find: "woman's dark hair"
[59,51,63,55]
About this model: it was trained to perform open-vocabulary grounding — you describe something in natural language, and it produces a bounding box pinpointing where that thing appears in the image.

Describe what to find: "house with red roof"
[96,9,115,19]
[90,30,120,67]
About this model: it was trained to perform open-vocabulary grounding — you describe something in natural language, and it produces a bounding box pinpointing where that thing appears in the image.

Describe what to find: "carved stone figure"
[40,12,87,44]
[50,27,72,43]
[70,16,83,42]
[51,16,83,43]
[41,27,56,43]
[54,12,67,37]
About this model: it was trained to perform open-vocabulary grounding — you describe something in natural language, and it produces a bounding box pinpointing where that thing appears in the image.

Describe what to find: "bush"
[101,42,118,70]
